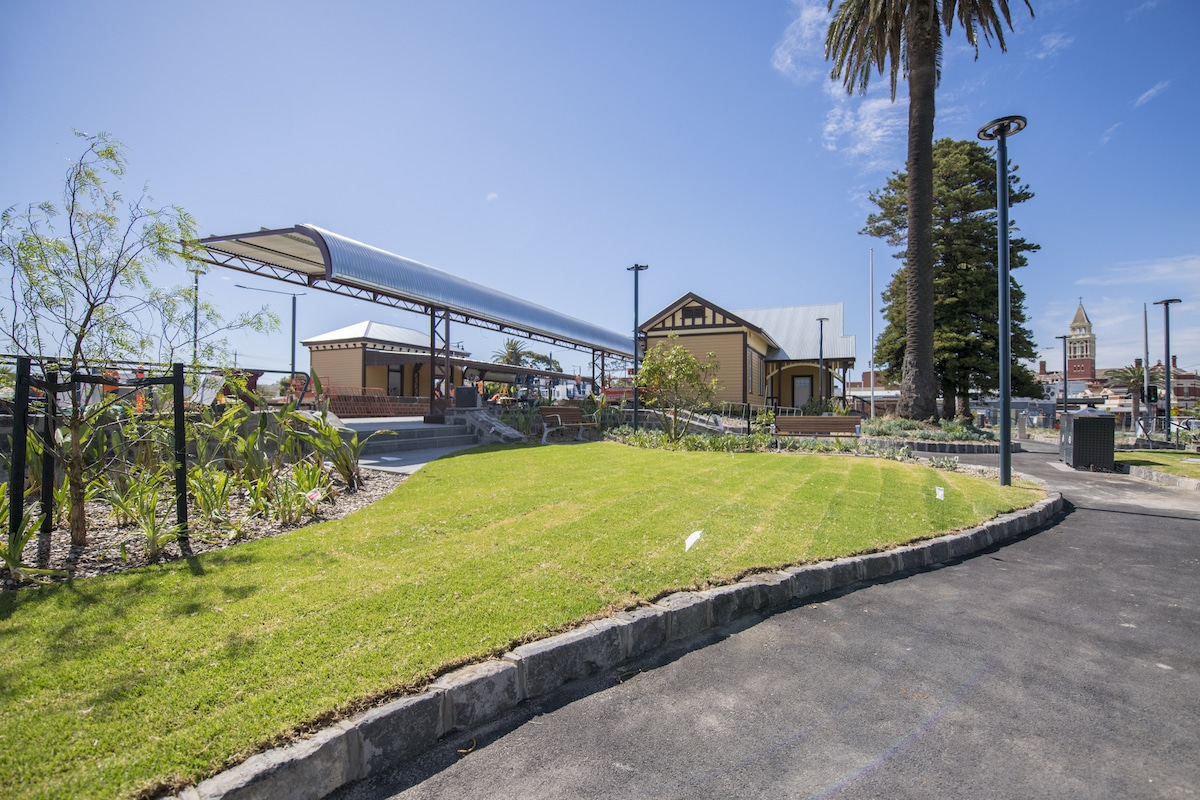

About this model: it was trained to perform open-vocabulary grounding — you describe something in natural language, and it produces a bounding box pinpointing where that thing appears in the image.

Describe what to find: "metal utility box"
[454,385,478,408]
[1060,409,1115,471]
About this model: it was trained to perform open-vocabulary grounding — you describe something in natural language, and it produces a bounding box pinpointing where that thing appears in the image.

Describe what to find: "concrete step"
[358,427,477,455]
[364,434,479,454]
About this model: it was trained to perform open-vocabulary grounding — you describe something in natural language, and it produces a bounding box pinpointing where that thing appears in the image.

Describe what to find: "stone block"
[701,582,758,627]
[858,552,899,582]
[826,558,861,591]
[505,618,625,698]
[893,545,929,573]
[925,536,954,565]
[656,592,712,642]
[430,659,521,732]
[192,722,357,800]
[742,571,792,609]
[611,606,668,659]
[784,564,831,600]
[351,691,444,777]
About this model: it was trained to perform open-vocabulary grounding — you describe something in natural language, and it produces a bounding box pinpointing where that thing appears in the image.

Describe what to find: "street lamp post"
[628,264,649,431]
[1154,298,1181,442]
[235,284,307,379]
[188,267,203,369]
[1055,334,1068,424]
[1142,304,1152,439]
[979,114,1027,487]
[816,316,829,407]
[869,249,875,419]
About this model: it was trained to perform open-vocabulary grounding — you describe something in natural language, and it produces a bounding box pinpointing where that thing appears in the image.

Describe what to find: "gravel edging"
[172,491,1063,800]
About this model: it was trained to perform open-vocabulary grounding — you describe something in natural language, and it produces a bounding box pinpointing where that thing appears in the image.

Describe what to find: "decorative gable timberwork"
[643,293,763,334]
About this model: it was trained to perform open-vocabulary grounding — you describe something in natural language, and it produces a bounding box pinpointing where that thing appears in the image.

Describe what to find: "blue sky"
[3,0,1197,379]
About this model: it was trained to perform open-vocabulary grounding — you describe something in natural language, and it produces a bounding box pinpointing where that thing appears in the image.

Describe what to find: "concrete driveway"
[331,442,1200,800]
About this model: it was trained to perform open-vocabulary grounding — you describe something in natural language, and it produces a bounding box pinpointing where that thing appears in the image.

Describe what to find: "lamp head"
[978,115,1027,141]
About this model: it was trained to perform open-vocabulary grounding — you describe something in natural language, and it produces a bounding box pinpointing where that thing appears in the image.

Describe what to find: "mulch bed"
[5,469,407,591]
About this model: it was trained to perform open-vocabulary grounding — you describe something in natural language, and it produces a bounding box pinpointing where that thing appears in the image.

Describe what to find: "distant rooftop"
[302,321,469,356]
[735,303,856,362]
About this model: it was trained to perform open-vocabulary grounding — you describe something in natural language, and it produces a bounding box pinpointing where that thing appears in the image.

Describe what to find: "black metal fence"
[6,357,190,551]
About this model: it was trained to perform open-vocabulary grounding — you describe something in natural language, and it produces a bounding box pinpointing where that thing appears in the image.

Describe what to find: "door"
[792,376,812,407]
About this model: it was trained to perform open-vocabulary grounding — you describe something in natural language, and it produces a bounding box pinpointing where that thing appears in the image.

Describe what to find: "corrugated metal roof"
[196,225,632,357]
[301,321,470,355]
[734,303,856,362]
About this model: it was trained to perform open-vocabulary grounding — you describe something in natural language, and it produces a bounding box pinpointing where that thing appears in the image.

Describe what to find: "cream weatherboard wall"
[645,330,766,406]
[310,348,364,391]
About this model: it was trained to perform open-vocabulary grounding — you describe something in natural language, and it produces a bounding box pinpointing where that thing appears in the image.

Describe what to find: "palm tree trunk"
[897,0,939,421]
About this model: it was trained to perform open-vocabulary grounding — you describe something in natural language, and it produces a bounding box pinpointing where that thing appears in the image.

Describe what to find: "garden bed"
[7,469,407,590]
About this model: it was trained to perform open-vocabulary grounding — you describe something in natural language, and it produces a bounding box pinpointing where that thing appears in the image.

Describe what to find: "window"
[681,306,705,322]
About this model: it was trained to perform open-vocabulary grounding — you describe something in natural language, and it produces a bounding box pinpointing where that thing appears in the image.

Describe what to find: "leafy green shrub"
[862,415,994,442]
[291,459,332,516]
[0,484,59,583]
[106,468,180,561]
[188,466,239,528]
[929,456,960,471]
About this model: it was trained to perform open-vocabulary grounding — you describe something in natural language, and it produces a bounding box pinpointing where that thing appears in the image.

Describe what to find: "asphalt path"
[331,442,1200,800]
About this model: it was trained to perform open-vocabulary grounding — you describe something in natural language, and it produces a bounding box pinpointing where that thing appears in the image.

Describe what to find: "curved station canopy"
[193,225,633,358]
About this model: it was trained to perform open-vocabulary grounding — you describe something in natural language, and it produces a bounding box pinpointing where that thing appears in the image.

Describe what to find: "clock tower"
[1066,301,1096,381]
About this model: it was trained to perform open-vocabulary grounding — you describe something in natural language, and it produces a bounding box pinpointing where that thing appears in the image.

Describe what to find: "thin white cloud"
[1033,32,1073,59]
[773,1,905,172]
[821,83,907,171]
[1134,80,1169,108]
[486,192,498,202]
[771,0,829,85]
[1126,0,1159,21]
[1099,123,1121,147]
[1075,254,1200,289]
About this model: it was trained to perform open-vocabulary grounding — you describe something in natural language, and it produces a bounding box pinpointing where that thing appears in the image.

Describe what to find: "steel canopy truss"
[193,226,632,358]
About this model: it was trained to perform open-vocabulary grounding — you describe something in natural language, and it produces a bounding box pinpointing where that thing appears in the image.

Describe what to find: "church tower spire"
[1066,300,1096,380]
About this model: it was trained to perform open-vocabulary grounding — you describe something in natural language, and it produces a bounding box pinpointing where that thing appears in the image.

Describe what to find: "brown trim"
[741,332,748,405]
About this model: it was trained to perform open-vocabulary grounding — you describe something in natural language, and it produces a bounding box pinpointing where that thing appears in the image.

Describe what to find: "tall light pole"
[628,264,649,431]
[1055,334,1068,424]
[189,267,202,368]
[869,249,875,419]
[816,316,829,407]
[235,284,307,378]
[1155,298,1181,442]
[1142,303,1152,439]
[979,114,1027,487]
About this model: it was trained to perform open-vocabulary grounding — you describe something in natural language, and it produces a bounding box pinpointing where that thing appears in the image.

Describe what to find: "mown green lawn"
[1115,449,1200,480]
[0,442,1042,799]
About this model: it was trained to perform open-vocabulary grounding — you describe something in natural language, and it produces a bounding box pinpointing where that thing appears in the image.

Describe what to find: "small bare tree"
[1,131,274,545]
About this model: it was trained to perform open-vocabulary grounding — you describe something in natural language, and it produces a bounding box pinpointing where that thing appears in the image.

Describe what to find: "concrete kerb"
[178,491,1064,800]
[1125,464,1200,492]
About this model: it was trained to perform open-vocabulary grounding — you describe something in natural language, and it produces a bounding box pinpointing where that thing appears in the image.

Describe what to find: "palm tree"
[1104,363,1164,432]
[825,0,1033,420]
[492,338,531,366]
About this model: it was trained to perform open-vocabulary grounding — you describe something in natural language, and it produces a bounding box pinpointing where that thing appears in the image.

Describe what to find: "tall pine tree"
[865,138,1040,420]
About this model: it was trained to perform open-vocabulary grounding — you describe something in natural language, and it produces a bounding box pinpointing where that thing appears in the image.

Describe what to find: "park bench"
[540,405,598,444]
[773,415,861,438]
